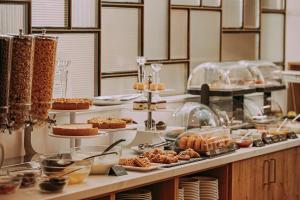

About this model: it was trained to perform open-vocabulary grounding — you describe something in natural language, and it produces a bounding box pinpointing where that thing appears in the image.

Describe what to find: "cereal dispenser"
[9,30,35,129]
[31,30,58,122]
[0,35,13,131]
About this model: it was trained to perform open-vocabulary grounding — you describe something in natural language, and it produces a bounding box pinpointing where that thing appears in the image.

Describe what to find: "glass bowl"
[38,176,68,193]
[0,174,23,195]
[40,154,92,185]
[72,145,121,175]
[233,135,253,148]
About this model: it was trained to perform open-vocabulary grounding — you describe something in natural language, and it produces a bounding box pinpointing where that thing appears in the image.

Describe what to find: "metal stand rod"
[24,125,37,158]
[70,112,81,147]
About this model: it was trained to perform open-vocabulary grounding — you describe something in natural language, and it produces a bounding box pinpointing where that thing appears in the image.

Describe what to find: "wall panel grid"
[0,0,286,96]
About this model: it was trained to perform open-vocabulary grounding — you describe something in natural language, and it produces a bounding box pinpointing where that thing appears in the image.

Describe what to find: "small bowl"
[73,145,121,175]
[38,176,68,193]
[10,170,41,188]
[40,154,92,185]
[0,174,23,195]
[234,136,253,148]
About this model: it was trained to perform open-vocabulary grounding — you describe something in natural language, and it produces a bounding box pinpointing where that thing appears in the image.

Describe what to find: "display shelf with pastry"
[118,157,159,171]
[87,117,137,131]
[175,128,236,157]
[141,148,205,168]
[51,98,92,111]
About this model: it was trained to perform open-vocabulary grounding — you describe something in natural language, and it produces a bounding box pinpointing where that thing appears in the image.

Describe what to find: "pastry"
[134,157,151,167]
[194,137,202,151]
[119,158,135,166]
[52,98,92,110]
[134,82,146,90]
[149,83,158,91]
[149,102,157,111]
[133,100,147,110]
[156,121,167,130]
[177,152,190,160]
[178,136,188,149]
[87,117,126,129]
[157,83,165,90]
[156,100,167,109]
[186,136,196,149]
[52,124,98,136]
[184,148,200,158]
[121,117,134,124]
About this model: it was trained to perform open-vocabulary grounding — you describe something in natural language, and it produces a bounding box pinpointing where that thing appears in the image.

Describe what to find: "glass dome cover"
[187,62,256,91]
[239,60,283,86]
[173,102,221,131]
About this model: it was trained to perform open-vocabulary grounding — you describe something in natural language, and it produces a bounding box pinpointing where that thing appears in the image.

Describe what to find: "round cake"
[87,117,127,129]
[52,98,92,110]
[52,124,98,136]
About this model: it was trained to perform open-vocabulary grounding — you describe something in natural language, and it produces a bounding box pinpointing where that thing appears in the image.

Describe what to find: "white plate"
[48,132,106,139]
[100,124,138,132]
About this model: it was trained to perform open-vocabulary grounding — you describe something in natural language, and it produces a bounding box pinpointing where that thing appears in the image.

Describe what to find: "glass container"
[239,60,283,86]
[0,35,13,126]
[187,62,256,91]
[173,102,220,131]
[9,30,35,129]
[53,60,70,99]
[31,32,58,121]
[136,56,147,83]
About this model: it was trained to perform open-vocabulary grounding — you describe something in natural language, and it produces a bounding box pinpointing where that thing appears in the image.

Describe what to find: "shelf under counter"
[2,137,300,200]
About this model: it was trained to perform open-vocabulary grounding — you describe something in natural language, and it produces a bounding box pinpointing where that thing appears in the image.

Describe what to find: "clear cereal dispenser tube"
[9,30,35,129]
[0,35,13,127]
[31,30,58,122]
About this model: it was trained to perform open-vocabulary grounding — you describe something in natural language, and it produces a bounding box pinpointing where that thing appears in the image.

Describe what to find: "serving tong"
[138,141,172,150]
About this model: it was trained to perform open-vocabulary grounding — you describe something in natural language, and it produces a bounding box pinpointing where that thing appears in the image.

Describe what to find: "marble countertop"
[2,137,300,200]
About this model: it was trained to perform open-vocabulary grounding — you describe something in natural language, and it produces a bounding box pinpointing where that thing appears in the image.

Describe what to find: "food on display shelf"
[0,35,12,115]
[52,124,98,136]
[156,121,167,130]
[31,35,57,120]
[287,111,297,120]
[133,100,167,110]
[178,131,232,152]
[52,98,92,110]
[0,175,23,194]
[133,82,166,91]
[119,157,151,168]
[9,34,35,128]
[235,139,253,148]
[133,100,147,110]
[87,117,132,129]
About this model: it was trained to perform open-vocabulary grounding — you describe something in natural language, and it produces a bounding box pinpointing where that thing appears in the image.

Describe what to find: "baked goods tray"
[199,146,237,158]
[48,132,106,139]
[158,157,206,168]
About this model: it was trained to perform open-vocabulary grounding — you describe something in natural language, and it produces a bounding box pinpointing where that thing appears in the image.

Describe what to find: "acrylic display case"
[173,102,221,131]
[175,127,235,157]
[187,62,256,92]
[239,60,283,88]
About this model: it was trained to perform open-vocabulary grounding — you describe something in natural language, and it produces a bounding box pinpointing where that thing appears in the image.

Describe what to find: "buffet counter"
[2,137,300,200]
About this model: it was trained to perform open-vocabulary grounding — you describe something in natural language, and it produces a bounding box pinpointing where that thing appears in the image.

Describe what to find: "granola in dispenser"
[9,34,35,129]
[31,35,57,120]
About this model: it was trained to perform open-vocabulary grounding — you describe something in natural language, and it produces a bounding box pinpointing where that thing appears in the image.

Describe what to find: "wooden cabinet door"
[263,147,300,200]
[230,154,269,200]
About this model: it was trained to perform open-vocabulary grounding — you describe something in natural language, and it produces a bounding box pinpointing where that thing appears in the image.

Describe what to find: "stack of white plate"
[180,177,200,200]
[116,189,152,200]
[178,187,184,200]
[197,176,219,200]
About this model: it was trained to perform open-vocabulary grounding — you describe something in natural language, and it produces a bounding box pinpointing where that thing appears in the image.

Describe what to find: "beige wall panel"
[222,33,259,61]
[102,7,140,73]
[170,9,188,59]
[50,33,97,98]
[72,0,98,27]
[145,64,187,95]
[101,77,137,96]
[202,0,221,7]
[244,0,260,28]
[32,0,67,27]
[171,0,200,6]
[190,11,220,69]
[261,0,285,9]
[223,0,243,28]
[144,0,168,60]
[0,4,27,34]
[103,0,140,2]
[261,14,284,62]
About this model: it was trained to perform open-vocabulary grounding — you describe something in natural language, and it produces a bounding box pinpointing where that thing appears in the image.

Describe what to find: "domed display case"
[239,60,285,91]
[173,102,221,131]
[187,62,256,91]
